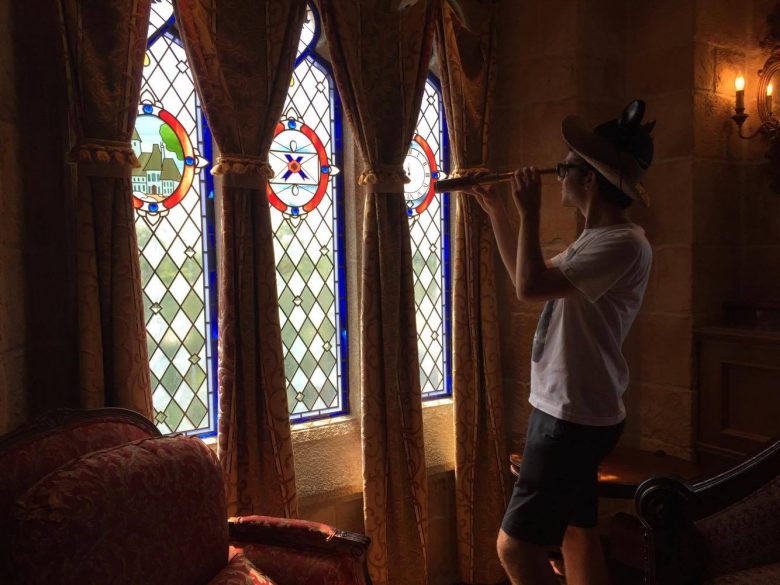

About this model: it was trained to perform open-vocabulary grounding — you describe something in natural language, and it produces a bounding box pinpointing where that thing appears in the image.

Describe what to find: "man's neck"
[580,196,630,229]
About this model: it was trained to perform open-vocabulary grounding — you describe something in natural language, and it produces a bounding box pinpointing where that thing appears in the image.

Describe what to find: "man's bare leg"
[497,529,560,585]
[561,525,609,585]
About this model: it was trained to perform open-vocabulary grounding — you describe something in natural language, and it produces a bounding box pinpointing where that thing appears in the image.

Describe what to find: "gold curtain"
[435,2,510,583]
[174,0,306,518]
[56,0,154,418]
[317,1,435,583]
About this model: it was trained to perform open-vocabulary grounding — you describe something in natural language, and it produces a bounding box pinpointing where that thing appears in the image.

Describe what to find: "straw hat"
[561,100,655,207]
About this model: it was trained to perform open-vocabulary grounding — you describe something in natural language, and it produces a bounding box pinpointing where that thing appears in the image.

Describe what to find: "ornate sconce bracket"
[731,6,780,193]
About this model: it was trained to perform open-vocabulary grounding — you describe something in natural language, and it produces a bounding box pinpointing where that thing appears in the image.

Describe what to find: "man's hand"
[462,172,504,217]
[463,183,503,215]
[511,167,542,215]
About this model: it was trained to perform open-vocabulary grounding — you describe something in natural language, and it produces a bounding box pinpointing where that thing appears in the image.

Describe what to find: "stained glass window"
[269,4,348,422]
[134,1,217,435]
[405,78,451,398]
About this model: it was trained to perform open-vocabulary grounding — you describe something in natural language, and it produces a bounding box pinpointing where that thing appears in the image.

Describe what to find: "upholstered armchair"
[0,408,370,585]
[635,438,780,585]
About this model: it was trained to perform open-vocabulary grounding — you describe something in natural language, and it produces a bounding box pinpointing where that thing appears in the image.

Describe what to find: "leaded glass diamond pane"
[271,4,345,421]
[135,2,215,435]
[407,80,449,398]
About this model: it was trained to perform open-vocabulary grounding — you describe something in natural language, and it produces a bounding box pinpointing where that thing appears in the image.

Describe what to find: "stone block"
[498,0,539,61]
[513,98,583,166]
[644,92,694,160]
[694,42,717,93]
[742,164,779,246]
[691,244,740,322]
[627,44,694,97]
[695,0,750,48]
[642,245,692,314]
[693,90,743,159]
[298,498,338,527]
[537,0,579,58]
[692,159,742,246]
[576,56,626,105]
[334,494,366,535]
[503,57,579,106]
[627,0,695,54]
[638,436,694,461]
[712,46,747,98]
[631,159,693,247]
[578,0,627,59]
[740,245,780,303]
[623,313,694,388]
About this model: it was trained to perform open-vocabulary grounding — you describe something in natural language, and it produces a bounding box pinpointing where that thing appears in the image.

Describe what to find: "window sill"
[199,399,455,502]
[291,398,454,500]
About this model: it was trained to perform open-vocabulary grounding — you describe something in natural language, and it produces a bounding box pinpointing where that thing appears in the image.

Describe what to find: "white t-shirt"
[529,223,652,426]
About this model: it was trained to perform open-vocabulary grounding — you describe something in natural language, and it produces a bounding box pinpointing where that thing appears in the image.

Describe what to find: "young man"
[467,101,655,585]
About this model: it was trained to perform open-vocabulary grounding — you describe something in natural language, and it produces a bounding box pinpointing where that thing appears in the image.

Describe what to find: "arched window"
[134,1,217,435]
[406,78,451,399]
[269,4,348,422]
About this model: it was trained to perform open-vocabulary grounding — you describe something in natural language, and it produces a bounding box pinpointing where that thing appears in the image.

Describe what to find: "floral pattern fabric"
[316,2,435,584]
[0,413,157,576]
[234,543,366,585]
[704,562,780,584]
[12,435,228,585]
[696,475,780,579]
[174,0,304,519]
[434,2,509,583]
[56,0,154,417]
[208,553,278,585]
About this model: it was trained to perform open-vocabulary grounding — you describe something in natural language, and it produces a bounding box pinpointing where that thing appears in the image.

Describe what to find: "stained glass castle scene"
[132,1,451,435]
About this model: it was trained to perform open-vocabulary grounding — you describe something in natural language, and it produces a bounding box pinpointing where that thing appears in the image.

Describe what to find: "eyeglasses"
[556,162,590,180]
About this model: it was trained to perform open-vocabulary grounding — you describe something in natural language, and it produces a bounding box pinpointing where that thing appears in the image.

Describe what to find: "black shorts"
[501,407,624,547]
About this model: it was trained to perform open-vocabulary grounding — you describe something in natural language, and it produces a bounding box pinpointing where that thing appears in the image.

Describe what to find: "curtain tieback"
[358,164,409,193]
[69,138,140,178]
[212,154,274,190]
[451,165,490,178]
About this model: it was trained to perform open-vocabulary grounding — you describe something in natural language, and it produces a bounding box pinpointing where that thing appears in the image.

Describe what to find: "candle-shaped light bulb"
[736,76,746,112]
[768,83,774,117]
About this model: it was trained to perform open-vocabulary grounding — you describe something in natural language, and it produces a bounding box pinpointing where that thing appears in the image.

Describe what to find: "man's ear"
[584,169,598,189]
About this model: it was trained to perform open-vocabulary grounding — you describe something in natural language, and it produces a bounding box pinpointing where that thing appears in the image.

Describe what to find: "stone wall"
[491,0,630,452]
[492,0,779,461]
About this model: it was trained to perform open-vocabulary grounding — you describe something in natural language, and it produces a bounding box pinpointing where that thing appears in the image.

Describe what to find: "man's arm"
[466,184,557,288]
[485,201,519,288]
[513,168,577,302]
[516,208,576,301]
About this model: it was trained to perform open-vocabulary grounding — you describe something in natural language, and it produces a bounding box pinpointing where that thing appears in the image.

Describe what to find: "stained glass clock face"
[404,135,441,217]
[132,103,207,221]
[267,117,339,218]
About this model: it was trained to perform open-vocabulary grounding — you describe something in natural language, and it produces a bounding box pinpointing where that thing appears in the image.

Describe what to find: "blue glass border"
[197,107,219,439]
[421,74,453,400]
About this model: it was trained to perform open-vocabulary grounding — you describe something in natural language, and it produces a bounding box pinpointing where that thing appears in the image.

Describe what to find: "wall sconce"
[731,5,780,193]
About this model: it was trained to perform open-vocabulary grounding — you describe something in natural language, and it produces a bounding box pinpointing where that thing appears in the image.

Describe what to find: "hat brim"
[561,116,650,207]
